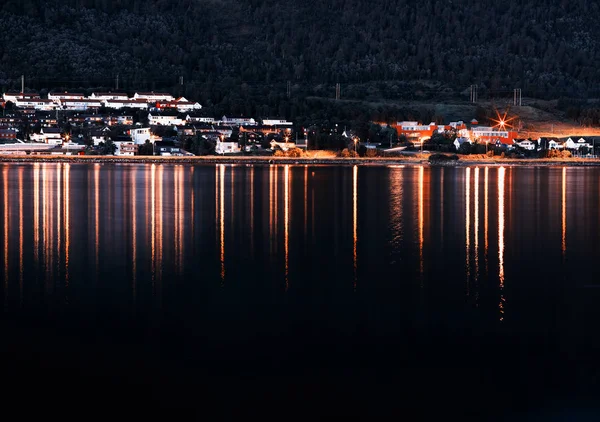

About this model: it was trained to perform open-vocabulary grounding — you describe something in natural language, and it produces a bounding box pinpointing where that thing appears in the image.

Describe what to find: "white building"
[134,92,174,102]
[90,92,129,101]
[60,99,103,111]
[187,116,216,124]
[148,113,184,126]
[114,140,137,156]
[103,99,149,110]
[565,137,592,150]
[270,140,296,151]
[215,139,241,154]
[515,139,537,151]
[263,119,293,126]
[14,98,56,111]
[3,92,40,103]
[31,127,63,145]
[90,128,111,146]
[221,116,257,126]
[130,127,152,145]
[48,92,86,101]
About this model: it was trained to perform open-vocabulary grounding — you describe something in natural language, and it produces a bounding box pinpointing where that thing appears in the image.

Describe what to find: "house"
[105,115,134,126]
[3,92,41,102]
[215,138,241,154]
[270,140,296,151]
[514,139,537,151]
[113,136,137,156]
[14,98,56,111]
[221,116,257,126]
[154,140,184,156]
[148,112,184,126]
[134,92,174,102]
[454,137,472,150]
[90,127,111,146]
[60,99,102,111]
[0,129,17,140]
[471,126,518,146]
[187,116,216,124]
[48,92,85,101]
[262,119,293,126]
[103,99,149,110]
[538,137,562,150]
[393,121,439,143]
[564,137,592,150]
[155,97,202,112]
[90,92,129,101]
[130,127,152,145]
[31,127,63,144]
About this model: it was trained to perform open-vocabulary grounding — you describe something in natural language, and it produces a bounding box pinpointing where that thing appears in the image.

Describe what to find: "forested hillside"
[1,0,599,120]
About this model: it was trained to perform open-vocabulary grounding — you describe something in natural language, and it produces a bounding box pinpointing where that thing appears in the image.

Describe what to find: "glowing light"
[490,109,517,131]
[284,165,290,290]
[353,165,358,290]
[465,167,470,295]
[562,167,566,257]
[498,167,506,321]
[219,164,225,284]
[419,166,424,283]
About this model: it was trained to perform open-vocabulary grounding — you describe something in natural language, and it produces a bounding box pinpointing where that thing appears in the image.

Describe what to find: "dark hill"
[1,0,599,119]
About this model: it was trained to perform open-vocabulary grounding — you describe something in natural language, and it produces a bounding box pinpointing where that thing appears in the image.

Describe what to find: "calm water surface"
[1,163,600,419]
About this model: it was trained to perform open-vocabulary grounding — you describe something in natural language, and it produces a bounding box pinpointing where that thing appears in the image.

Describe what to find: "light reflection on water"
[1,163,599,327]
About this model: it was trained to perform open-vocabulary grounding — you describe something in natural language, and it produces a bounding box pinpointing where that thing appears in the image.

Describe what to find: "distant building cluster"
[1,91,202,112]
[0,89,297,157]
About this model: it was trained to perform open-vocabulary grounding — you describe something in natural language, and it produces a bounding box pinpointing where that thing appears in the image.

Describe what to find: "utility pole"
[287,80,291,99]
[336,83,340,100]
[116,74,119,90]
[470,84,478,103]
[514,88,522,106]
[21,75,24,95]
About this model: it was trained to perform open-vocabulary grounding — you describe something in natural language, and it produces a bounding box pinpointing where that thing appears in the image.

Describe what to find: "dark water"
[1,163,600,420]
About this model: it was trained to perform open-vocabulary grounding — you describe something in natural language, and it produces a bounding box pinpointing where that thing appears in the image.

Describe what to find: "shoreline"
[0,154,600,167]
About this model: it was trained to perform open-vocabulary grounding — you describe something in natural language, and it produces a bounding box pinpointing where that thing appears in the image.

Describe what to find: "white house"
[515,139,537,151]
[134,92,174,102]
[103,99,149,110]
[148,113,184,126]
[221,116,257,126]
[453,137,472,150]
[60,99,102,111]
[187,116,216,124]
[31,127,63,145]
[14,98,56,111]
[215,139,241,154]
[130,127,152,145]
[174,98,202,112]
[90,92,128,101]
[114,140,137,156]
[270,140,296,151]
[263,119,293,126]
[565,137,592,150]
[48,92,85,101]
[90,127,111,146]
[3,92,40,103]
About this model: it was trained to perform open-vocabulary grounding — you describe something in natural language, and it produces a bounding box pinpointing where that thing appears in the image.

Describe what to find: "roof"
[136,92,172,96]
[61,99,101,103]
[42,128,62,134]
[92,92,127,96]
[49,92,85,96]
[105,99,148,104]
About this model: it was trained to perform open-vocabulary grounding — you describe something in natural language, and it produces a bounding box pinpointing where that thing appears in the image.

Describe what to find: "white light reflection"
[474,167,479,303]
[353,165,358,290]
[465,167,470,295]
[284,165,290,290]
[498,167,506,321]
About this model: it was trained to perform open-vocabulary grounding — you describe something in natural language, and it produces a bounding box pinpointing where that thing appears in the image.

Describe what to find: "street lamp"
[354,137,358,153]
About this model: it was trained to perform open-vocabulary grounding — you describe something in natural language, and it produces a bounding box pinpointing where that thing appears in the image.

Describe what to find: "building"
[187,116,216,124]
[103,99,149,110]
[564,137,592,150]
[3,92,41,102]
[514,139,537,151]
[14,98,56,111]
[393,121,439,143]
[154,140,186,156]
[262,119,293,126]
[148,113,184,126]
[48,92,86,101]
[0,129,17,140]
[60,99,102,111]
[155,97,202,112]
[113,137,137,156]
[270,140,296,151]
[221,116,257,126]
[105,115,134,126]
[471,126,519,146]
[215,138,241,154]
[134,92,174,102]
[31,127,63,144]
[130,127,152,145]
[90,92,129,101]
[90,127,111,146]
